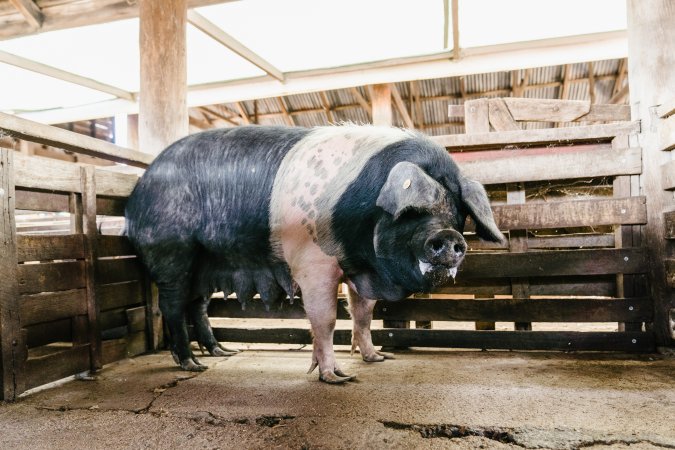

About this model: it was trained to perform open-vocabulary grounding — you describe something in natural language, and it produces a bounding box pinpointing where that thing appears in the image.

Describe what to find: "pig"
[125,125,503,383]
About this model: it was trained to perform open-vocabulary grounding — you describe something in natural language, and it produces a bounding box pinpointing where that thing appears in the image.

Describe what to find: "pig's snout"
[424,229,466,266]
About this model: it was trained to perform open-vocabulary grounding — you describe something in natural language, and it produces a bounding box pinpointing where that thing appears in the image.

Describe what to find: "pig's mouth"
[418,259,459,285]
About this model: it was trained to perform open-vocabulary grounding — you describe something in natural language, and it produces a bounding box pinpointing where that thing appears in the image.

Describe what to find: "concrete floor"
[1,347,675,449]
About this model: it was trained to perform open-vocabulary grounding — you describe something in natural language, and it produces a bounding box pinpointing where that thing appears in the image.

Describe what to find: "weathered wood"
[0,113,151,167]
[661,160,675,190]
[15,189,69,212]
[0,148,22,400]
[97,196,126,217]
[658,114,675,151]
[627,0,675,346]
[434,279,512,296]
[126,331,147,357]
[208,297,650,323]
[96,258,144,284]
[657,98,675,119]
[100,308,128,332]
[81,166,101,371]
[432,122,640,150]
[7,0,44,29]
[212,328,654,352]
[97,235,135,257]
[126,306,146,333]
[579,104,631,122]
[666,259,675,289]
[16,234,84,262]
[529,276,616,297]
[665,210,675,239]
[25,345,90,391]
[457,146,641,185]
[527,234,615,249]
[98,281,143,311]
[13,153,138,197]
[488,197,647,230]
[488,98,520,131]
[371,84,392,126]
[459,248,646,279]
[464,99,490,133]
[507,185,531,331]
[25,318,71,348]
[20,289,88,326]
[449,101,628,123]
[139,0,188,156]
[101,338,127,366]
[17,260,85,296]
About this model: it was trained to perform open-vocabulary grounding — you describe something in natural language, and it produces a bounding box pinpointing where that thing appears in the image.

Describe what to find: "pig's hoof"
[319,370,356,384]
[180,359,208,372]
[209,345,239,357]
[361,350,395,362]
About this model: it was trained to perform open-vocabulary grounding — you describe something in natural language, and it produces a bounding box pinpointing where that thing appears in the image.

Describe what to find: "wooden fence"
[0,98,667,400]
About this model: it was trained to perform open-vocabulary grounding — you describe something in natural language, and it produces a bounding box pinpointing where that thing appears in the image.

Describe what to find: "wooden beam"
[613,58,628,96]
[8,0,42,29]
[187,10,284,82]
[350,87,372,121]
[588,62,596,104]
[371,84,392,126]
[318,91,336,124]
[276,98,294,126]
[409,81,424,128]
[463,98,489,133]
[443,0,449,49]
[390,84,414,129]
[200,106,239,126]
[235,102,251,124]
[0,49,134,101]
[139,0,189,155]
[609,84,629,104]
[451,0,460,58]
[488,98,519,131]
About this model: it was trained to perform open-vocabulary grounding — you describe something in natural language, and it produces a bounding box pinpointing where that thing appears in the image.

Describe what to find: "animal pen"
[0,0,673,408]
[1,92,673,400]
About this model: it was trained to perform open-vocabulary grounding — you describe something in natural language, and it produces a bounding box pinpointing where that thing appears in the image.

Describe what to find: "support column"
[139,0,189,155]
[627,0,675,347]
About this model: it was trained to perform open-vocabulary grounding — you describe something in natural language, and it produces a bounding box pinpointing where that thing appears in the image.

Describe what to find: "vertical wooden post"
[627,0,675,346]
[508,184,531,331]
[0,148,22,400]
[81,166,102,370]
[139,0,188,350]
[69,192,89,346]
[139,0,188,155]
[371,84,393,127]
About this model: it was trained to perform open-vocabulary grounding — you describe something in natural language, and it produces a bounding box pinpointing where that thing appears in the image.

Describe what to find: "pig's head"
[372,161,503,293]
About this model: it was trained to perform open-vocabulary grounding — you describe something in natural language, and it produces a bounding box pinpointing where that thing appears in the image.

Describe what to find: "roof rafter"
[8,0,43,29]
[350,87,372,121]
[187,10,285,82]
[0,49,135,102]
[390,83,414,129]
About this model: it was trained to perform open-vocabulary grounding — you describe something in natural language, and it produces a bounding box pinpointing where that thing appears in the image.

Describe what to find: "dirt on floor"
[1,347,674,449]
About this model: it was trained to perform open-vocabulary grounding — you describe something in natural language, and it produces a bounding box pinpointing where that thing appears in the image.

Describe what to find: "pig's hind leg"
[188,296,240,357]
[347,285,395,362]
[159,283,207,372]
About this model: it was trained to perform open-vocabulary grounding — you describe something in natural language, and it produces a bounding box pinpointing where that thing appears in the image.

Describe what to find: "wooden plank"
[17,260,85,295]
[0,113,151,167]
[433,279,512,296]
[391,84,414,129]
[527,234,615,249]
[457,146,641,185]
[489,197,647,230]
[208,297,650,323]
[81,166,101,371]
[15,190,69,212]
[211,328,654,352]
[101,338,127,366]
[25,318,71,348]
[17,234,84,262]
[371,84,392,126]
[665,210,675,239]
[97,196,126,216]
[97,235,135,257]
[658,114,675,151]
[25,345,90,391]
[126,331,147,357]
[20,289,88,326]
[464,99,490,133]
[98,281,143,311]
[432,122,640,150]
[8,0,44,29]
[578,104,631,122]
[657,98,675,119]
[661,160,675,190]
[126,306,146,333]
[14,153,137,197]
[529,276,616,297]
[100,308,128,332]
[666,259,675,289]
[96,258,143,284]
[507,184,530,331]
[488,98,520,131]
[460,248,646,279]
[0,147,23,400]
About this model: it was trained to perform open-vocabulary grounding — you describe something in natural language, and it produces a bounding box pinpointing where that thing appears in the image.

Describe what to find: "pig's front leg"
[347,284,395,362]
[295,262,356,384]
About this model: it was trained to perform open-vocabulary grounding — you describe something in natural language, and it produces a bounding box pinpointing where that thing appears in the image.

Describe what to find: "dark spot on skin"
[309,184,318,195]
[333,157,342,166]
[306,224,314,235]
[318,168,329,179]
[318,148,323,153]
[301,218,307,225]
[307,155,317,168]
[312,237,318,244]
[308,210,315,219]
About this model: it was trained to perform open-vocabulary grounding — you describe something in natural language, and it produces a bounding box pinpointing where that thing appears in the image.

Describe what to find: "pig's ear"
[377,162,445,220]
[460,177,505,243]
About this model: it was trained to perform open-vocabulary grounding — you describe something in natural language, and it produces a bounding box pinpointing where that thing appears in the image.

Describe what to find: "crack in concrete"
[380,420,675,449]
